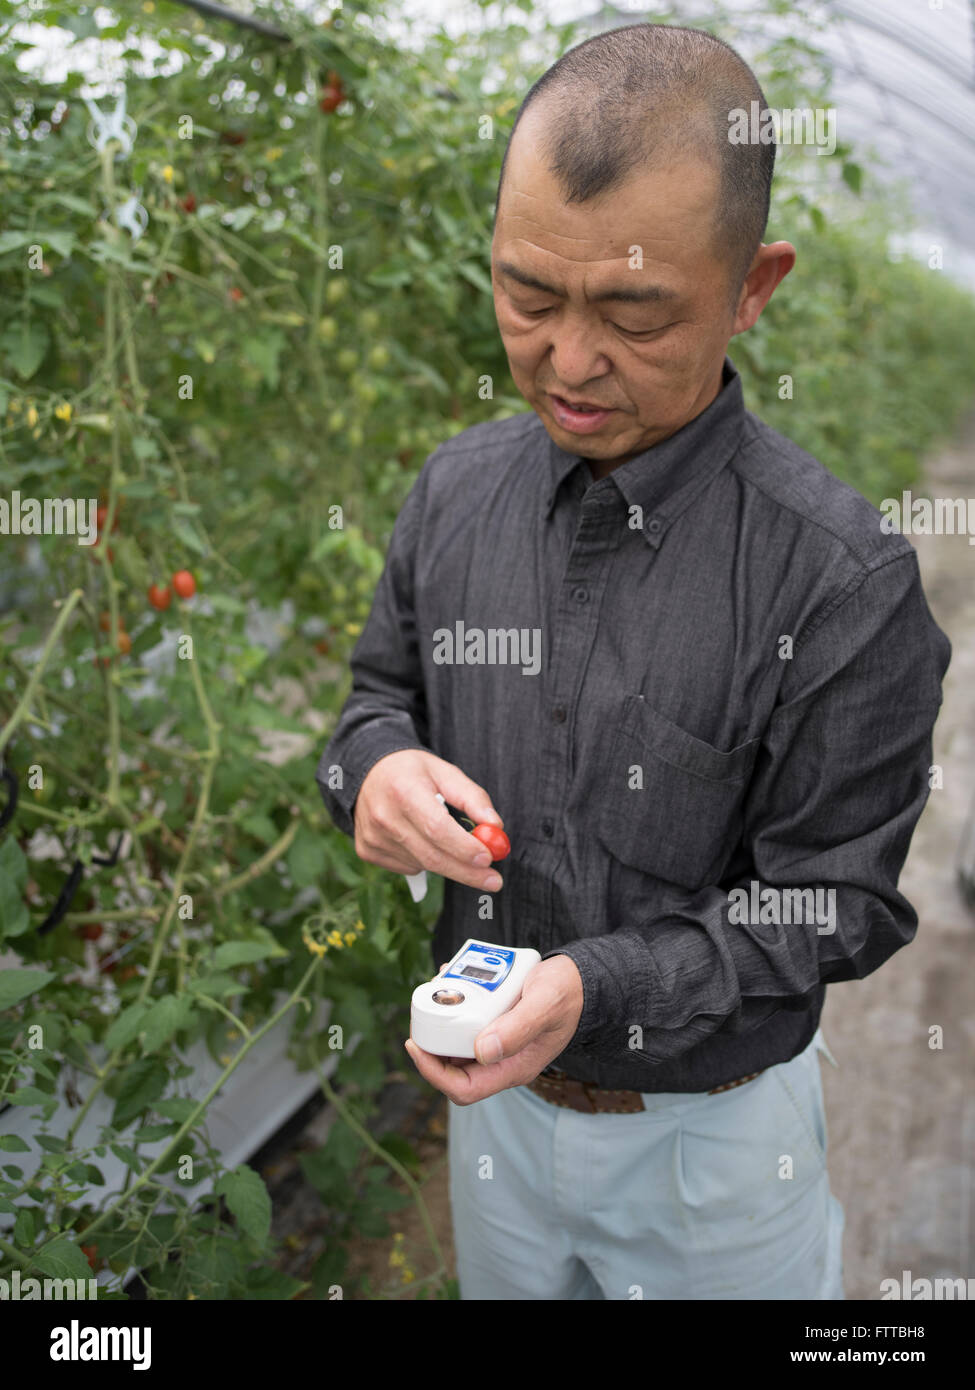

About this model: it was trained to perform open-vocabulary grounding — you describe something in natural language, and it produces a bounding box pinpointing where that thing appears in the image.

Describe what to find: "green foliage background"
[0,0,973,1299]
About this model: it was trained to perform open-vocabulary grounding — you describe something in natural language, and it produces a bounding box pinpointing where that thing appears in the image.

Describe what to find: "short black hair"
[494,22,776,295]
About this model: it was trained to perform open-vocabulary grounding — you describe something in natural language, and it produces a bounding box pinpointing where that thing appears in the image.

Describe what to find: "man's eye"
[511,301,552,316]
[612,322,667,338]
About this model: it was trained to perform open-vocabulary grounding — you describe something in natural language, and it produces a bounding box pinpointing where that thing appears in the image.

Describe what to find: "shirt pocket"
[597,694,761,891]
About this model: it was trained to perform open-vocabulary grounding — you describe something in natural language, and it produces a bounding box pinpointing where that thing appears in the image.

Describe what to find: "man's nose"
[547,315,612,386]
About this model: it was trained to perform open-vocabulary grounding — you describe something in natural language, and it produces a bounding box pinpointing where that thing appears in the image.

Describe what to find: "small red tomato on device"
[471,823,510,862]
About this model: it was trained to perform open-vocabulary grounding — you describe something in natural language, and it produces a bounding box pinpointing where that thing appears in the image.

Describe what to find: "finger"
[404,1038,477,1101]
[472,982,551,1065]
[393,786,504,892]
[429,757,504,829]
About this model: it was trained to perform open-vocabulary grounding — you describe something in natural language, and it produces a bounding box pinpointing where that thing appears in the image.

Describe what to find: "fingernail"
[477,1034,503,1065]
[486,873,502,891]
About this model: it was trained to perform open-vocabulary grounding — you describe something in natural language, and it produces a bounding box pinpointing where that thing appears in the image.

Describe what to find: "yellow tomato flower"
[344,931,357,947]
[54,401,72,421]
[161,163,173,183]
[266,147,284,161]
[25,404,38,428]
[326,929,344,948]
[388,1248,405,1268]
[354,919,365,932]
[402,1268,415,1283]
[345,622,362,636]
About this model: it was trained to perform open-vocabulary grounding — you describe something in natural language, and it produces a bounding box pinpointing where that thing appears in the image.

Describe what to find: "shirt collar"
[543,356,745,545]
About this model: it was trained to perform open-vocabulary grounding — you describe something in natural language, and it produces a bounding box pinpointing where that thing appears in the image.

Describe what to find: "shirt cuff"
[541,942,610,1051]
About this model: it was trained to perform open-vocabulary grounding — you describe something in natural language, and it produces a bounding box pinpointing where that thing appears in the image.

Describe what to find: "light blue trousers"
[448,1027,845,1300]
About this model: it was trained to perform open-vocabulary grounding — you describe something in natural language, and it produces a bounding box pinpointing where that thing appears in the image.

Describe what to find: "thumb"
[429,757,503,827]
[473,988,544,1065]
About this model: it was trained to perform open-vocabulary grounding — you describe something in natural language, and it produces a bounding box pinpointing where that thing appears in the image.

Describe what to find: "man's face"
[492,111,742,468]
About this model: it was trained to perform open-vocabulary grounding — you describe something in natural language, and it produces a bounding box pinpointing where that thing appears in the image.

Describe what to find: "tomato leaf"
[110,1059,168,1129]
[0,967,56,1010]
[32,1237,92,1282]
[215,1164,272,1247]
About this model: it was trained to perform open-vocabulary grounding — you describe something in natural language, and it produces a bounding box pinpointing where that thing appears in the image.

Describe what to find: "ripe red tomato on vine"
[320,71,345,112]
[148,583,171,611]
[172,570,196,599]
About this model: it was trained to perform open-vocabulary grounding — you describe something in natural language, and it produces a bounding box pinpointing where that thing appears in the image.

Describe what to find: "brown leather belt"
[526,1066,765,1114]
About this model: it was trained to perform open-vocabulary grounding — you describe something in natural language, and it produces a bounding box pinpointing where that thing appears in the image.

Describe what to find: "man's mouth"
[548,394,616,433]
[553,395,608,412]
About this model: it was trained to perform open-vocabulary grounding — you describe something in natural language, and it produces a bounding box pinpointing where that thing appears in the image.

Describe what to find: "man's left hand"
[404,954,584,1104]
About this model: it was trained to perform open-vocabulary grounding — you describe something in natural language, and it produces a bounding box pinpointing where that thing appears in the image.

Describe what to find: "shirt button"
[541,820,554,837]
[647,518,662,534]
[572,586,589,603]
[551,706,567,723]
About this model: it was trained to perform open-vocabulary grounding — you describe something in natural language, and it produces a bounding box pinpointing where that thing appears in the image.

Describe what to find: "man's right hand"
[353,749,506,892]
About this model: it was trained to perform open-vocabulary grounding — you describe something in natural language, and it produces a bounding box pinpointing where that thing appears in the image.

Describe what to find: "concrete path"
[820,404,975,1300]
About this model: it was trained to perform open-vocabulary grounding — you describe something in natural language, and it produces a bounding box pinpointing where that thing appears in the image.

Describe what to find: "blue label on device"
[443,942,515,992]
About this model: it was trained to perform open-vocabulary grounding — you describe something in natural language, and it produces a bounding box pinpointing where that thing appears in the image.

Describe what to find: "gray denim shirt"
[316,357,951,1092]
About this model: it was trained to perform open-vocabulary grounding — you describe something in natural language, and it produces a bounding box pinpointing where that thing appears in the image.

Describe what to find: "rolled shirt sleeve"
[315,465,432,839]
[547,548,951,1065]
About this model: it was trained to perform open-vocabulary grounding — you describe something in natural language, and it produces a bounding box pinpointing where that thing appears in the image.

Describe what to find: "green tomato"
[326,277,347,304]
[327,408,346,431]
[359,308,381,336]
[336,348,358,373]
[332,583,348,602]
[367,343,390,369]
[347,424,364,447]
[317,316,338,344]
[354,380,379,405]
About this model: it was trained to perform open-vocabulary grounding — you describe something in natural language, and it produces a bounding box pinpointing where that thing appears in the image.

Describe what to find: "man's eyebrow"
[495,260,679,303]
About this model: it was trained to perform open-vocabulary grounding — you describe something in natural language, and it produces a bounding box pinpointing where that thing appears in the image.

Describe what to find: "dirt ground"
[259,404,975,1302]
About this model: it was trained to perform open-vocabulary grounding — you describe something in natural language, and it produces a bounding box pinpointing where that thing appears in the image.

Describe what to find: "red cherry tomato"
[471,823,510,862]
[172,570,196,599]
[320,84,343,113]
[96,504,119,534]
[79,923,103,941]
[148,583,171,611]
[180,193,197,213]
[116,630,132,655]
[81,1244,98,1270]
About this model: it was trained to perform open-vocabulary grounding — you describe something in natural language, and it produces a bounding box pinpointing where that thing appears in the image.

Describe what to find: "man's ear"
[731,242,796,336]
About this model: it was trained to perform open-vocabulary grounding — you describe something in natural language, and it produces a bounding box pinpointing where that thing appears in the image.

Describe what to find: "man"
[316,23,951,1300]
